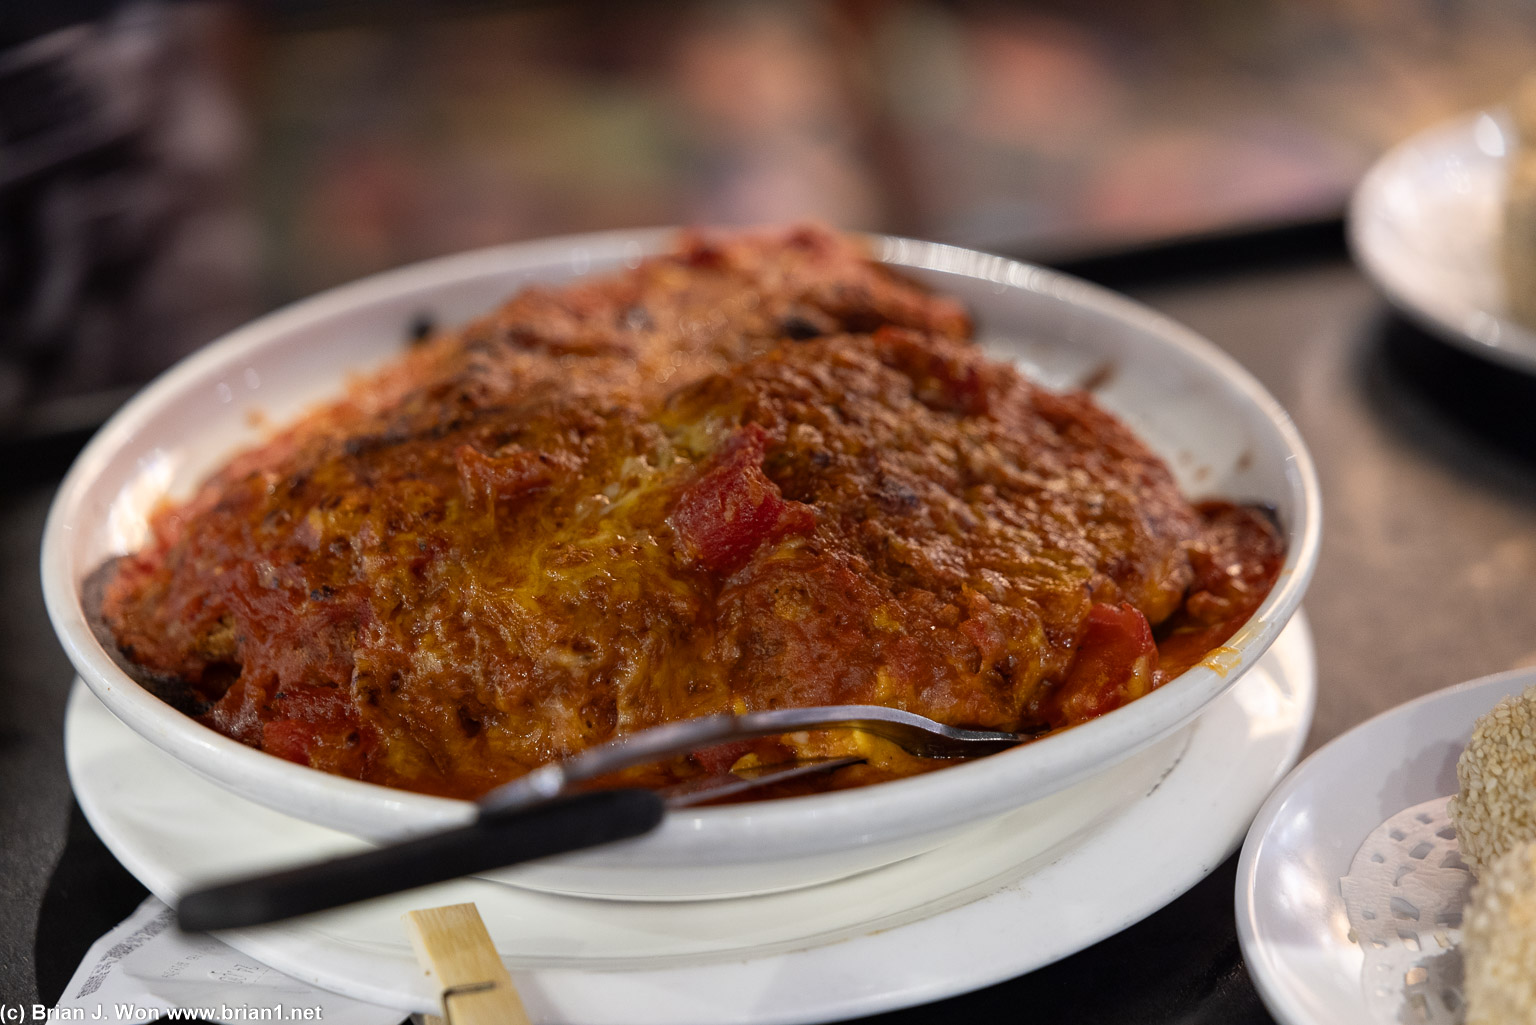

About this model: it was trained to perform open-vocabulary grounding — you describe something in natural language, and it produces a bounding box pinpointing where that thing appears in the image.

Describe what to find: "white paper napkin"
[51,896,407,1025]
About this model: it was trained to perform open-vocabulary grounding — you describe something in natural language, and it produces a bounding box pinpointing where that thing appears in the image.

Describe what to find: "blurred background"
[3,0,1535,432]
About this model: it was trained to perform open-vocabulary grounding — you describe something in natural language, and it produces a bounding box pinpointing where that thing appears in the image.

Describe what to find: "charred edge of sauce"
[1078,362,1117,392]
[407,312,437,346]
[1250,501,1282,533]
[82,557,215,718]
[340,401,528,460]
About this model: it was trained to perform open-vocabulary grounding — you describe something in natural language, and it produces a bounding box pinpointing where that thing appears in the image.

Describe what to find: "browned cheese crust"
[101,226,1281,798]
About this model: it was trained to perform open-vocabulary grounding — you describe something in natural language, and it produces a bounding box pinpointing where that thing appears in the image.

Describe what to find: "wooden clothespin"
[404,903,531,1025]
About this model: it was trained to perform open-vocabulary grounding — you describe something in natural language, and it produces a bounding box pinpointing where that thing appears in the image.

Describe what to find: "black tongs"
[175,705,1026,931]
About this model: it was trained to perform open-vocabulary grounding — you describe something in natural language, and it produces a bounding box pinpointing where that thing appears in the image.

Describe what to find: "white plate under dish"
[1350,109,1536,373]
[1236,666,1536,1025]
[41,228,1320,899]
[69,613,1314,1024]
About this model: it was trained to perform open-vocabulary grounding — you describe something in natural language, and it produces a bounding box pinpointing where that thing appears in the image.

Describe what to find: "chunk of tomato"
[1045,602,1159,725]
[261,719,317,765]
[671,423,815,575]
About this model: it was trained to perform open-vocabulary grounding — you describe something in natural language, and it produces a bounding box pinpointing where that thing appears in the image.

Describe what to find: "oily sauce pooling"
[100,226,1282,799]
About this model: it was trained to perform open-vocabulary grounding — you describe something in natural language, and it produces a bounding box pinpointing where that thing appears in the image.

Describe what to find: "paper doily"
[1340,796,1474,1025]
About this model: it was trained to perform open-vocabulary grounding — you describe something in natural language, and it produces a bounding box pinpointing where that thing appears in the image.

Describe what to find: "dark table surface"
[8,225,1536,1022]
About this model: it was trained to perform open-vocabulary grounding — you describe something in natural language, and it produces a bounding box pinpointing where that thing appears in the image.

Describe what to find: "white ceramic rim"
[41,228,1322,859]
[1348,108,1536,374]
[1233,666,1536,1025]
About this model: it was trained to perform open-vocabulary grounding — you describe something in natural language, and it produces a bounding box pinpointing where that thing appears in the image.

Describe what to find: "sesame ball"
[1450,684,1536,874]
[1463,841,1536,1025]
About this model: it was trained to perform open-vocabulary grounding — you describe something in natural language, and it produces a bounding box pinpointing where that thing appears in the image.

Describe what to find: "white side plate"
[1237,666,1536,1025]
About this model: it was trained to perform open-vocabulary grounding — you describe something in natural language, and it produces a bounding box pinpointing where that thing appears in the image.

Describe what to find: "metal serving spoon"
[480,703,1037,814]
[176,706,1038,932]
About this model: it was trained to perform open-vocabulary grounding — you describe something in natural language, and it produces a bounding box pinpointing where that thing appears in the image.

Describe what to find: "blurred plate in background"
[1350,110,1536,374]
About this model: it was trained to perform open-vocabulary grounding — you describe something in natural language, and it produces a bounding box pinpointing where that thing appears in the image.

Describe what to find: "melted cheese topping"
[101,226,1281,799]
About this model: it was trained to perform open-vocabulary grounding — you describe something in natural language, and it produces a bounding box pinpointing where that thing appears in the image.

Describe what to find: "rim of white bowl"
[41,228,1321,854]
